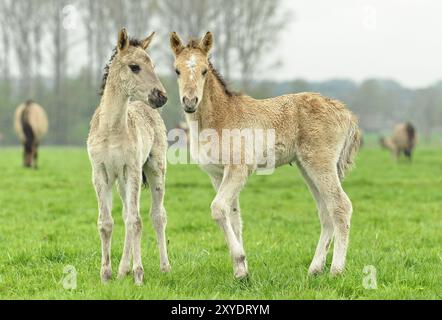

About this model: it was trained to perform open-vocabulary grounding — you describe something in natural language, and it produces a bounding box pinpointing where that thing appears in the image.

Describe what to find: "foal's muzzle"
[148,88,168,109]
[182,96,198,113]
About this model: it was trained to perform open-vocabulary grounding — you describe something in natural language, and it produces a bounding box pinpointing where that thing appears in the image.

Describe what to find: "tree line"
[0,0,440,145]
[0,0,289,145]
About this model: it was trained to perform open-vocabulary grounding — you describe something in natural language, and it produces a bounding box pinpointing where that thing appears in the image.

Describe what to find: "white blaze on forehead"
[186,55,197,70]
[186,55,197,80]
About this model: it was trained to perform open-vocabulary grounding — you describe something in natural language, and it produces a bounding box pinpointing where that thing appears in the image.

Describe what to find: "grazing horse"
[14,100,48,168]
[170,32,361,278]
[380,123,417,161]
[87,28,170,285]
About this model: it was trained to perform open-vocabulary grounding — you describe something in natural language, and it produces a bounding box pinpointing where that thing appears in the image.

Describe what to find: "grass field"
[0,146,441,300]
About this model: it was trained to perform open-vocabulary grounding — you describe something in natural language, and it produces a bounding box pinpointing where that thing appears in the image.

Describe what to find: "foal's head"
[103,28,167,109]
[170,32,214,114]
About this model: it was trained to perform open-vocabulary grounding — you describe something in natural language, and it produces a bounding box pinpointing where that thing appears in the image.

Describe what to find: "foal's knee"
[128,215,142,234]
[211,198,230,222]
[152,207,167,229]
[98,217,114,237]
[331,192,352,234]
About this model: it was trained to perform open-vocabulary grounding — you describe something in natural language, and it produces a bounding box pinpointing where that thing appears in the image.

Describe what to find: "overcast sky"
[7,0,442,89]
[261,0,442,88]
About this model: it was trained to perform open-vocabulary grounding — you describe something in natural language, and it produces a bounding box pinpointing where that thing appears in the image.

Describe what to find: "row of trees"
[0,0,441,146]
[0,0,289,144]
[0,0,288,93]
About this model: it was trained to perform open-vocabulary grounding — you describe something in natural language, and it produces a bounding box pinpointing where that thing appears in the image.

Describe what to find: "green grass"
[0,146,441,300]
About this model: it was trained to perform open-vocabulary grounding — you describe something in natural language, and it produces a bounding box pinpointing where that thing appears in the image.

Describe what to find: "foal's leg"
[93,166,114,282]
[231,197,244,247]
[145,159,171,273]
[129,172,144,285]
[119,169,144,285]
[117,178,132,278]
[305,164,353,276]
[329,187,352,276]
[211,165,249,279]
[210,175,244,246]
[297,163,334,275]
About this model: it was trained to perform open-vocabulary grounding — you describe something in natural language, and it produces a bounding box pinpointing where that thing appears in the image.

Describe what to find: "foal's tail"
[337,117,362,181]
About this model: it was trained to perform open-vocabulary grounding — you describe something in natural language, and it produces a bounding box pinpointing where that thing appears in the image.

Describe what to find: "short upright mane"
[208,61,240,97]
[99,38,144,96]
[186,38,240,97]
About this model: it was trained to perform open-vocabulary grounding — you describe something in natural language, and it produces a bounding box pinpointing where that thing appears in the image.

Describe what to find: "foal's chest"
[89,139,142,177]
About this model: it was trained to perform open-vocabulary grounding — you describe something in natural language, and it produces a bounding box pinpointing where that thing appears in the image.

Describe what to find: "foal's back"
[228,92,353,128]
[220,92,357,167]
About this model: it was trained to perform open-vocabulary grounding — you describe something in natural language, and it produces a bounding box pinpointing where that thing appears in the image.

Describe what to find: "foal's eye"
[202,69,208,76]
[175,69,181,76]
[129,64,141,74]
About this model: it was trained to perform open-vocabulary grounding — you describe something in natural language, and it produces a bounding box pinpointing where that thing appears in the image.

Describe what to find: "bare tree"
[234,0,289,88]
[80,0,98,87]
[158,0,289,88]
[45,0,70,143]
[0,0,12,84]
[158,0,214,38]
[4,1,37,96]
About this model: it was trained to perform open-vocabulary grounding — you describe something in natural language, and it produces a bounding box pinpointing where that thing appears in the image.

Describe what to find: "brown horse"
[14,100,48,168]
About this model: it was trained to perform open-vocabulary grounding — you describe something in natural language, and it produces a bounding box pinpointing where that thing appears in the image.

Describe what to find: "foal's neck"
[99,82,130,132]
[191,71,232,130]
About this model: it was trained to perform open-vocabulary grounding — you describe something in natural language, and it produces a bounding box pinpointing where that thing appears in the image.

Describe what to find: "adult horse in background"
[170,32,361,279]
[14,100,48,168]
[380,122,417,161]
[87,28,170,285]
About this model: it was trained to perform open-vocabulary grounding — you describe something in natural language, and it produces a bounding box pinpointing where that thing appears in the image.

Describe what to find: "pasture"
[0,146,441,299]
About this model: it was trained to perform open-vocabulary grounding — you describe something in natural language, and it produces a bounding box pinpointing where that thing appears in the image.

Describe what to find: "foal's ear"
[170,32,184,56]
[117,28,130,53]
[199,32,213,55]
[141,32,155,50]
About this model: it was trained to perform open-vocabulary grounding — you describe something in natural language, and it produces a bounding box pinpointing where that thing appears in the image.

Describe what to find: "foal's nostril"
[158,93,168,106]
[149,89,168,108]
[183,96,198,107]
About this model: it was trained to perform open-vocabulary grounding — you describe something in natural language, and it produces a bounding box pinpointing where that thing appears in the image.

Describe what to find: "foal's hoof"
[330,266,345,277]
[117,264,132,279]
[234,257,249,280]
[161,263,171,273]
[308,264,325,276]
[133,266,144,286]
[234,269,249,280]
[101,268,112,283]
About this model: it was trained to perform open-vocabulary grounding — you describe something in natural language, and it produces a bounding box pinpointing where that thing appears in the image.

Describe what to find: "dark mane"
[208,61,240,97]
[99,38,144,96]
[186,39,200,49]
[186,38,240,97]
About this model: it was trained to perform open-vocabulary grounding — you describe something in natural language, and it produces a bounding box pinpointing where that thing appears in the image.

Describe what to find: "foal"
[170,32,361,278]
[88,29,170,285]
